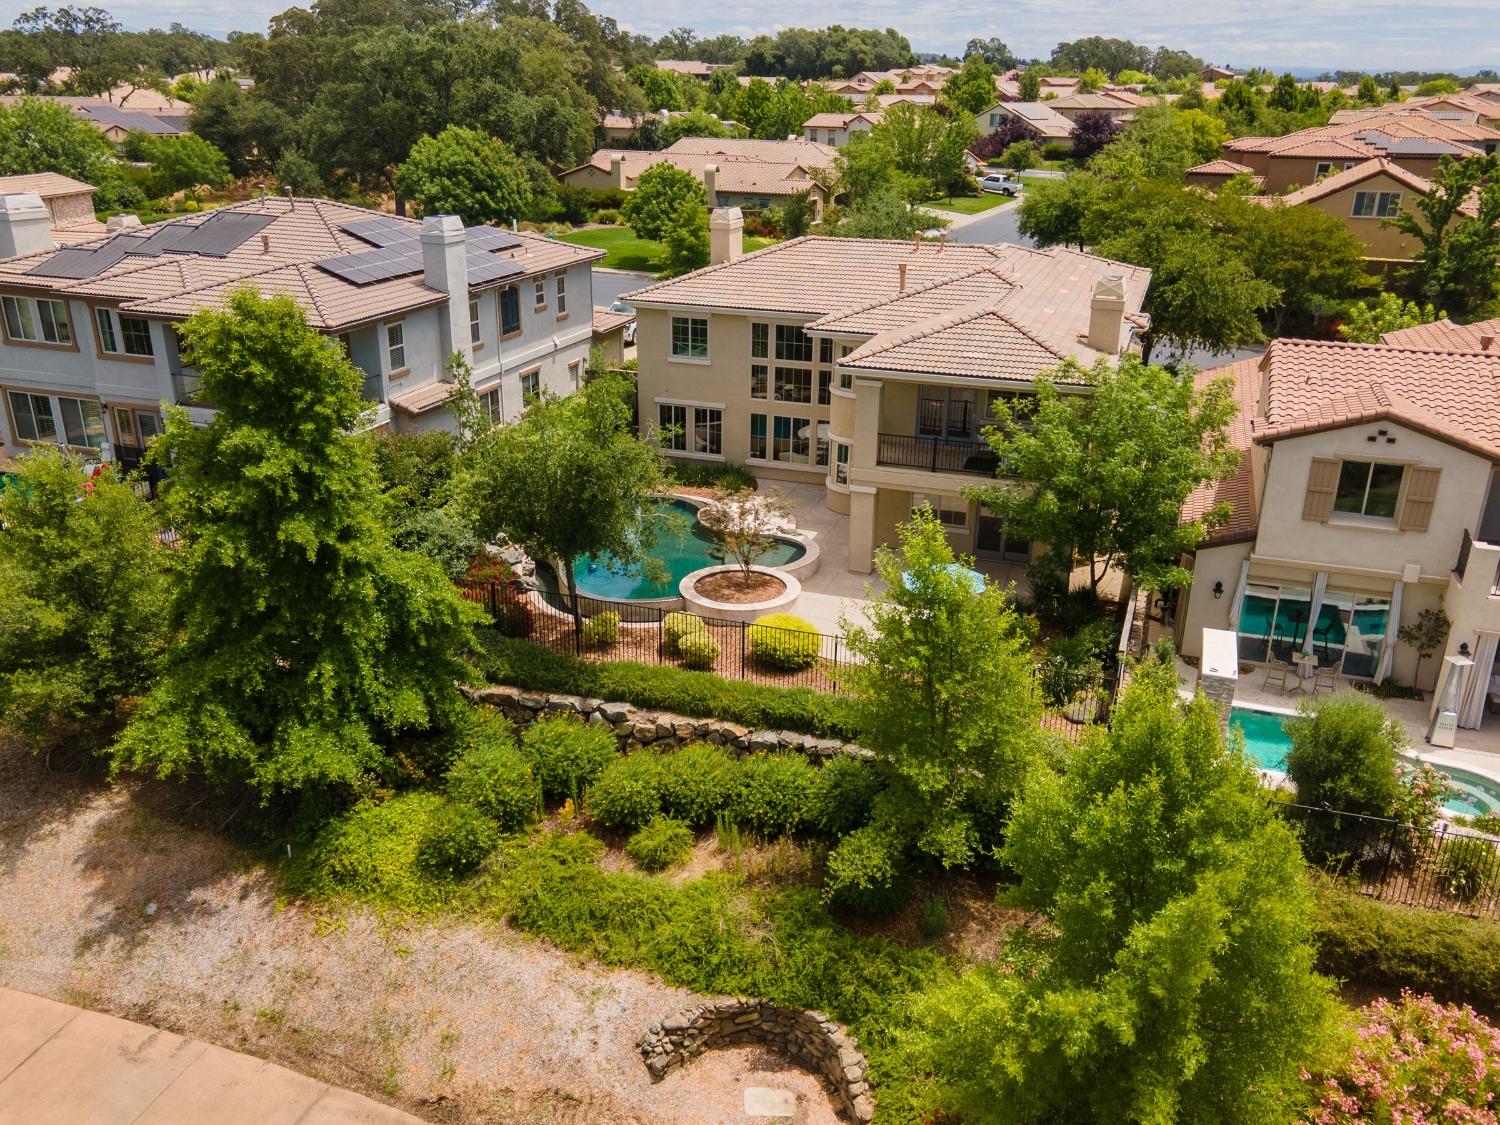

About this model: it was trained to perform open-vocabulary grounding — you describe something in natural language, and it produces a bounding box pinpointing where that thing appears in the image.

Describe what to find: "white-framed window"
[989,112,1001,126]
[555,272,567,315]
[385,322,406,371]
[671,316,708,359]
[7,390,105,448]
[480,386,502,423]
[1334,460,1405,519]
[500,285,521,336]
[3,296,72,344]
[774,367,812,403]
[1314,161,1334,177]
[774,323,813,362]
[656,401,724,456]
[94,308,154,356]
[533,278,546,310]
[834,442,849,484]
[751,322,768,360]
[1352,190,1401,218]
[469,298,482,344]
[749,412,816,465]
[520,368,540,400]
[750,363,768,399]
[913,492,968,528]
[568,358,582,387]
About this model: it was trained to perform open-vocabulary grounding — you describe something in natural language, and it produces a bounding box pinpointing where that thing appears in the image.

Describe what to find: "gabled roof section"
[1379,315,1500,351]
[807,266,1018,334]
[838,302,1086,382]
[1183,357,1261,545]
[0,172,96,198]
[1279,157,1435,205]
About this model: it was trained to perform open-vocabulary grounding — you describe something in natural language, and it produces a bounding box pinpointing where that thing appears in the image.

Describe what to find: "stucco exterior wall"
[1298,171,1427,261]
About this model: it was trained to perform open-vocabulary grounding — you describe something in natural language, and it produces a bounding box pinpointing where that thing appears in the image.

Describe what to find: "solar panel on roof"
[466,256,524,285]
[340,217,420,247]
[130,221,198,257]
[315,247,424,286]
[176,211,276,257]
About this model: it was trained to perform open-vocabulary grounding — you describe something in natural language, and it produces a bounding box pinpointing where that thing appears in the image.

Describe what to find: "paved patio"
[0,988,420,1124]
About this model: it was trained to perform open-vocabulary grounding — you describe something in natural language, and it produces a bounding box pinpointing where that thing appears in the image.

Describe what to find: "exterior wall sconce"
[1212,581,1224,599]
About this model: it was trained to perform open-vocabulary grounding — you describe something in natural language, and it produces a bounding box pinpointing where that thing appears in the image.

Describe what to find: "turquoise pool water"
[570,498,806,601]
[1229,705,1500,818]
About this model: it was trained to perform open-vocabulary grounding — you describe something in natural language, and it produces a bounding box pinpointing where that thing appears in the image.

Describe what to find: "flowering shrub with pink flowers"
[1306,990,1500,1124]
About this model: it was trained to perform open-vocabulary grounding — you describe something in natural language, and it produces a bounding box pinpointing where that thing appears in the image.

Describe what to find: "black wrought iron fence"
[1277,801,1500,920]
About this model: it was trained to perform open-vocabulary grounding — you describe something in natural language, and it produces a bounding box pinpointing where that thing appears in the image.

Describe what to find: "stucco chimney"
[709,206,743,266]
[703,163,718,208]
[421,214,471,371]
[0,194,54,258]
[105,213,142,233]
[1087,273,1129,354]
[611,153,626,190]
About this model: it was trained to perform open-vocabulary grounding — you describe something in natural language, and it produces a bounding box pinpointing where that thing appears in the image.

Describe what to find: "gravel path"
[0,745,840,1124]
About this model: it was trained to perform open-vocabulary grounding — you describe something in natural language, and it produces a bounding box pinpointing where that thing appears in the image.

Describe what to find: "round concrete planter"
[680,564,801,623]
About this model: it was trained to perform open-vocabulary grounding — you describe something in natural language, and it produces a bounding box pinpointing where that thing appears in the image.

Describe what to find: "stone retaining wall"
[637,999,874,1122]
[464,684,870,760]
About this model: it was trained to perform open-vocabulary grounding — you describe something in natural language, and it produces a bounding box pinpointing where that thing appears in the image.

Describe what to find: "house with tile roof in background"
[801,111,883,148]
[1174,320,1500,722]
[974,101,1076,148]
[622,210,1150,574]
[0,191,602,468]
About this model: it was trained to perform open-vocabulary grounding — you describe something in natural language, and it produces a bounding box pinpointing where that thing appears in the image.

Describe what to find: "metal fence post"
[740,620,747,678]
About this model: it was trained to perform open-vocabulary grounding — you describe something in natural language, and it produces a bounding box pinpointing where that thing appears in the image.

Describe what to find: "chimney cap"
[420,214,465,237]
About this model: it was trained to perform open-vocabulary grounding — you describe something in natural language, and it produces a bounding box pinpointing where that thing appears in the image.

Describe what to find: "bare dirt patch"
[693,571,787,604]
[0,744,840,1125]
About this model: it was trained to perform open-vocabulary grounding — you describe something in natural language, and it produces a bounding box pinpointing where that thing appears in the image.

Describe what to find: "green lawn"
[558,225,778,273]
[930,192,1016,215]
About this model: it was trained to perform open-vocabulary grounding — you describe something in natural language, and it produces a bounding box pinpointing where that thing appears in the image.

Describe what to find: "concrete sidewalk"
[0,988,422,1124]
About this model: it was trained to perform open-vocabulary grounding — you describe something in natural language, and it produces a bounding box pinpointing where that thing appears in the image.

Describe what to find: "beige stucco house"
[623,217,1150,573]
[801,111,882,148]
[974,101,1075,146]
[1176,325,1500,728]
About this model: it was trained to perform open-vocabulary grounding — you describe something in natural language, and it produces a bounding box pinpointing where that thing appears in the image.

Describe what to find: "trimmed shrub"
[808,754,883,837]
[626,815,695,871]
[824,825,914,916]
[520,715,619,801]
[748,613,820,671]
[581,610,620,649]
[659,743,742,827]
[1285,693,1407,818]
[472,633,860,739]
[678,630,720,671]
[590,207,623,225]
[663,611,708,652]
[587,751,665,830]
[1435,837,1498,903]
[445,724,541,832]
[416,802,501,878]
[732,753,815,836]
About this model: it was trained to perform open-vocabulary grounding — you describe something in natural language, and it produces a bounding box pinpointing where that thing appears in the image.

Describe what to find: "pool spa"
[559,498,808,602]
[1229,704,1500,819]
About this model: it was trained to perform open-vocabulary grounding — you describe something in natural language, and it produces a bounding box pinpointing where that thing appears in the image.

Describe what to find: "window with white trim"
[95,308,154,356]
[481,386,502,423]
[913,492,967,528]
[834,442,849,484]
[774,324,813,362]
[774,366,812,403]
[1351,190,1401,218]
[837,344,854,389]
[748,413,814,465]
[750,363,768,399]
[671,316,708,358]
[3,296,72,344]
[533,278,546,309]
[568,358,582,387]
[1334,460,1404,519]
[7,390,105,448]
[657,401,722,456]
[1314,161,1334,177]
[520,368,540,399]
[385,322,406,371]
[469,298,482,344]
[555,272,567,315]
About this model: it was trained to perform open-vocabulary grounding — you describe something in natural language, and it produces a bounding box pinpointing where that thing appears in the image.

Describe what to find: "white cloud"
[92,0,1499,72]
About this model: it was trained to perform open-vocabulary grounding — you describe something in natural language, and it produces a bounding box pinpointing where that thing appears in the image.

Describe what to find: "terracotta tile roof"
[1252,338,1500,459]
[1047,92,1136,111]
[1278,157,1435,204]
[1223,109,1500,166]
[592,305,634,334]
[808,266,1018,334]
[389,379,459,415]
[1186,159,1258,176]
[1379,316,1500,350]
[802,112,882,129]
[566,138,837,195]
[838,303,1085,382]
[600,113,640,130]
[0,197,601,332]
[0,172,95,198]
[981,101,1075,139]
[1183,357,1262,544]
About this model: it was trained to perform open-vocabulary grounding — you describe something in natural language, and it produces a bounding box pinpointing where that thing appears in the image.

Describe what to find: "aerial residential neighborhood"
[2,6,1500,1125]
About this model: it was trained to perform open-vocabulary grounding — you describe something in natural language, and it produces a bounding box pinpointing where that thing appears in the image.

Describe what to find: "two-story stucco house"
[623,211,1150,574]
[0,192,602,465]
[1176,323,1500,728]
[801,112,883,148]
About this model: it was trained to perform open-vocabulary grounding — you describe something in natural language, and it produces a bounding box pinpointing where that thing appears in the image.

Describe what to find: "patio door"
[918,389,973,438]
[975,506,1030,563]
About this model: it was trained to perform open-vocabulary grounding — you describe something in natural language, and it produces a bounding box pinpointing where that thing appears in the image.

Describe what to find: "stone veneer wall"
[464,684,871,760]
[637,999,874,1122]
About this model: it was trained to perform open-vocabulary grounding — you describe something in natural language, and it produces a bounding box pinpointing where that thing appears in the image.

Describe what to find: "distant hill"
[1269,64,1496,79]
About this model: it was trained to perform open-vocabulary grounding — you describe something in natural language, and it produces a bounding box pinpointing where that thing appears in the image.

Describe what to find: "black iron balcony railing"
[875,432,998,476]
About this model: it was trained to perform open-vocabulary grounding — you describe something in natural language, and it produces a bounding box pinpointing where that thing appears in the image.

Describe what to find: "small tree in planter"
[696,488,793,590]
[1397,608,1450,696]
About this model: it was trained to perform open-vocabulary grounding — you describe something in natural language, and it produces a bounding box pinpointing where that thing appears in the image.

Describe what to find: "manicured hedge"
[472,631,860,740]
[1311,877,1500,1014]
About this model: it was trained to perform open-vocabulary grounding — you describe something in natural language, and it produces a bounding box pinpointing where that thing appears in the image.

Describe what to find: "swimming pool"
[1228,705,1500,818]
[567,498,806,601]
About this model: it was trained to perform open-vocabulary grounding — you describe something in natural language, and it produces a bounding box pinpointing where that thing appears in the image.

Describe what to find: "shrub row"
[471,631,860,739]
[1311,877,1500,1014]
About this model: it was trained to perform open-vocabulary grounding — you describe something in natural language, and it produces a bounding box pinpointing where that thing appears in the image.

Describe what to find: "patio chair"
[1311,664,1339,696]
[1261,655,1294,694]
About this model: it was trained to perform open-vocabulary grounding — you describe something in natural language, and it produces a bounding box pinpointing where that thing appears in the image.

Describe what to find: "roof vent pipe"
[938,230,947,253]
[898,262,907,291]
[284,185,295,210]
[260,233,270,254]
[911,231,920,252]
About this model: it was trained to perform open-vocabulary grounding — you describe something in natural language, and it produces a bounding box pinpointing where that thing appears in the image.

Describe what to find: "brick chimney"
[703,164,718,208]
[421,214,471,371]
[0,193,54,258]
[1087,273,1129,355]
[709,206,743,266]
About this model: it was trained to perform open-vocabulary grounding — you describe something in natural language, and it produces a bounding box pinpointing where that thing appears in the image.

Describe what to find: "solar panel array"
[25,210,278,279]
[314,219,526,289]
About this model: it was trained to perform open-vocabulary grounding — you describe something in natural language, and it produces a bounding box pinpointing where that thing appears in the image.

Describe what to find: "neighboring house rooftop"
[0,172,95,199]
[77,103,185,135]
[1380,315,1500,351]
[981,101,1075,139]
[592,306,634,335]
[1224,109,1500,167]
[0,196,601,333]
[1186,158,1259,177]
[564,137,837,197]
[1182,357,1262,545]
[1046,92,1137,111]
[802,111,883,129]
[1274,157,1482,218]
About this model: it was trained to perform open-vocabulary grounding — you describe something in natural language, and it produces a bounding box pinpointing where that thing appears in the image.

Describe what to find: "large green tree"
[622,163,704,241]
[0,95,114,182]
[943,53,998,117]
[131,132,232,197]
[916,659,1334,1123]
[111,287,480,799]
[0,448,171,746]
[395,125,533,225]
[1387,154,1500,315]
[967,358,1241,600]
[459,371,669,631]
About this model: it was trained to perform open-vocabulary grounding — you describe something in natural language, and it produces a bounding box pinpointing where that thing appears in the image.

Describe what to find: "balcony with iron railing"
[875,432,998,476]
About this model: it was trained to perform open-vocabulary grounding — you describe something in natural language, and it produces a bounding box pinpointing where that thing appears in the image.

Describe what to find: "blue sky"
[56,0,1500,73]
